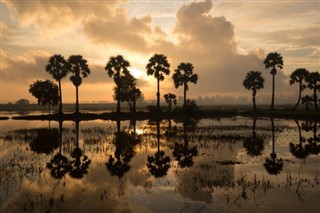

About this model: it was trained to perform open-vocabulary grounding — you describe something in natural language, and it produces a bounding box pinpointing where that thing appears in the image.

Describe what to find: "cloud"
[147,0,290,99]
[84,12,152,53]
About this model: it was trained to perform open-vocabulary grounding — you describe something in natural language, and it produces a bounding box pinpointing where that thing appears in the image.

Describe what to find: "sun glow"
[129,67,146,79]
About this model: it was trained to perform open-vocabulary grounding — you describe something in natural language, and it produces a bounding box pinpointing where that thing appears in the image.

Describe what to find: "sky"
[1,0,319,104]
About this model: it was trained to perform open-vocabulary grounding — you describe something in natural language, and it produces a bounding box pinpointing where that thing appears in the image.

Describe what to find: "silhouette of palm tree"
[69,121,91,179]
[243,71,264,111]
[163,93,177,113]
[46,55,69,114]
[68,55,90,113]
[146,54,170,112]
[47,121,71,179]
[306,71,320,111]
[105,55,131,113]
[173,63,198,107]
[289,120,309,159]
[243,118,265,156]
[147,120,171,178]
[289,68,309,110]
[263,118,283,175]
[263,52,283,111]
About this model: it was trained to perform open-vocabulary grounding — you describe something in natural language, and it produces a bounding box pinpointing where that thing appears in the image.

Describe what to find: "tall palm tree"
[289,68,309,110]
[263,52,283,111]
[243,71,265,111]
[46,54,69,114]
[105,55,130,113]
[68,55,90,113]
[163,93,177,113]
[306,71,320,110]
[146,54,170,112]
[173,63,198,107]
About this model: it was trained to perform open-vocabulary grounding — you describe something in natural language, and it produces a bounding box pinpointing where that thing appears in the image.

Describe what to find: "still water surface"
[0,115,319,213]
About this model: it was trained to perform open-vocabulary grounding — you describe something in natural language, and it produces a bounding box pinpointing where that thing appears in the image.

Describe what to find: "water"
[0,114,319,213]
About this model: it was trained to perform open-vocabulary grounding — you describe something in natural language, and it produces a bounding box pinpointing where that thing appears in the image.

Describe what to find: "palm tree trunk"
[169,101,171,113]
[183,81,187,107]
[271,74,275,111]
[117,86,121,113]
[253,117,257,136]
[76,121,79,147]
[48,103,51,115]
[133,96,136,114]
[293,82,302,110]
[157,120,160,152]
[271,118,275,155]
[76,85,79,113]
[59,121,63,154]
[157,77,160,112]
[252,90,257,111]
[313,88,318,110]
[294,120,302,146]
[58,80,63,114]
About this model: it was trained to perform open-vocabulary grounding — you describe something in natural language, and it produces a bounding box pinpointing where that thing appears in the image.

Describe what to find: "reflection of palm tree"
[68,55,91,113]
[47,121,71,179]
[243,71,264,111]
[46,54,69,114]
[106,121,138,179]
[173,63,198,107]
[264,118,283,175]
[289,120,309,159]
[146,54,170,112]
[243,117,264,156]
[303,121,320,155]
[147,120,171,178]
[263,52,283,111]
[289,68,309,110]
[173,120,198,168]
[69,121,91,179]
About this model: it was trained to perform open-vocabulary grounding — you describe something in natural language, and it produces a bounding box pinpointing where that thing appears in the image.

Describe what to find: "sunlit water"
[0,113,319,213]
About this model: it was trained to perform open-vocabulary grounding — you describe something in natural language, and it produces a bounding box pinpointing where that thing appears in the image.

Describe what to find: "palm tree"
[263,52,283,111]
[105,55,131,113]
[243,71,265,111]
[289,68,309,110]
[173,63,198,107]
[146,54,170,112]
[163,93,177,113]
[46,54,69,114]
[306,71,320,110]
[68,55,90,113]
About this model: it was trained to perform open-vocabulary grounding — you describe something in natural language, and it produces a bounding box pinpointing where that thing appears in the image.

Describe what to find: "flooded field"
[0,115,319,213]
